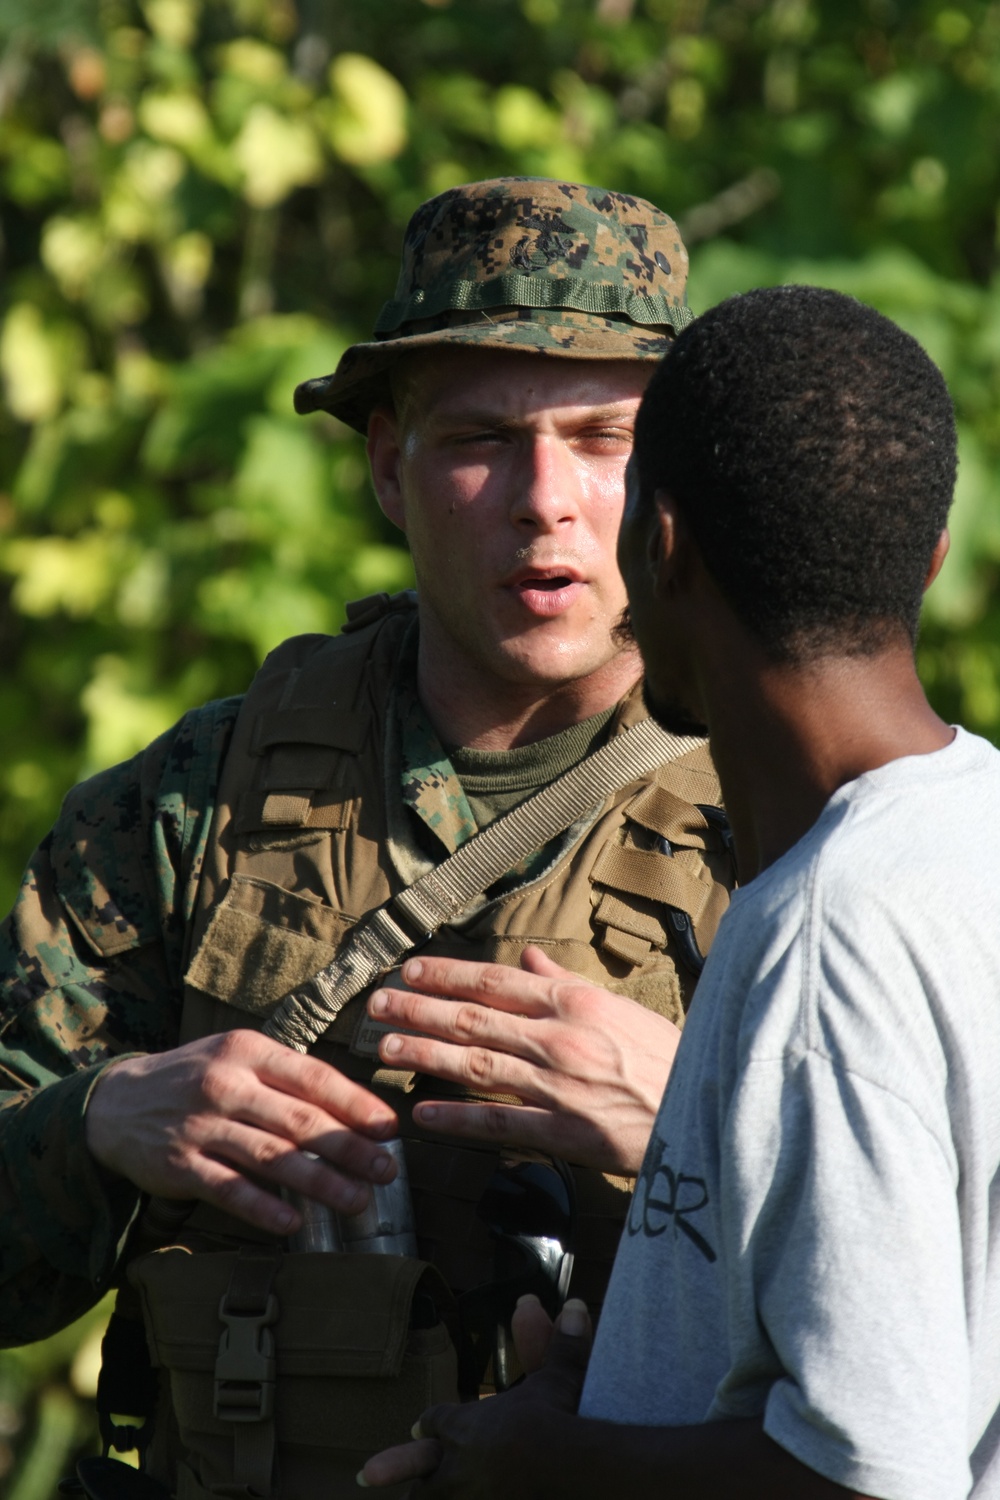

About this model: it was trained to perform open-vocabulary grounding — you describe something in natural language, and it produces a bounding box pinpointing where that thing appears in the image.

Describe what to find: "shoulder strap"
[263,718,704,1053]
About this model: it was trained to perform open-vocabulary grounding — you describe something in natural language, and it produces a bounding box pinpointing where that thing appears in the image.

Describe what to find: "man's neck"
[705,646,954,881]
[415,632,642,751]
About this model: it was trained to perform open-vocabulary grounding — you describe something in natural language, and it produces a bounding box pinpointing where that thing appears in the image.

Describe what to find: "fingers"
[511,1293,554,1375]
[370,987,546,1063]
[397,955,564,1019]
[376,1027,552,1103]
[163,1147,304,1238]
[358,1437,442,1489]
[214,1073,399,1184]
[519,944,577,980]
[84,1032,404,1235]
[171,1033,402,1185]
[411,1096,563,1145]
[531,1299,593,1413]
[193,1117,387,1206]
[555,1299,592,1344]
[249,1036,399,1139]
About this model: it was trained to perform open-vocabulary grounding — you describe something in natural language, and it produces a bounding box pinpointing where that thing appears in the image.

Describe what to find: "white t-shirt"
[580,729,1000,1500]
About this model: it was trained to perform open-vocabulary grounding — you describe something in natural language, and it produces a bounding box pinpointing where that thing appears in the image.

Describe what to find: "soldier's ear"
[367,407,407,532]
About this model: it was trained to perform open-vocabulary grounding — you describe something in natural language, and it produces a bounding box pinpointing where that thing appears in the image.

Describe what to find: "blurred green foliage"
[2,0,1000,1491]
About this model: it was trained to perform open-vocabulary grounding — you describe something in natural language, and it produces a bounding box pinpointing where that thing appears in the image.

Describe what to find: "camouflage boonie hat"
[294,176,692,433]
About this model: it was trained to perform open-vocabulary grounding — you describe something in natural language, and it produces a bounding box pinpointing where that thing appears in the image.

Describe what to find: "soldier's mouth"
[507,569,584,616]
[519,575,573,592]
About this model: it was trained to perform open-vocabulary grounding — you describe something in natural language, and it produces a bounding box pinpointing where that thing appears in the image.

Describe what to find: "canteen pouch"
[128,1246,459,1500]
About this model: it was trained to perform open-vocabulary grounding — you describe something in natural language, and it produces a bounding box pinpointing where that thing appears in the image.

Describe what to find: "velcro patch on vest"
[185,874,353,1016]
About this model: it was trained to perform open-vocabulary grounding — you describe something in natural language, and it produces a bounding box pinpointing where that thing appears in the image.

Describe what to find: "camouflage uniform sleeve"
[0,696,240,1345]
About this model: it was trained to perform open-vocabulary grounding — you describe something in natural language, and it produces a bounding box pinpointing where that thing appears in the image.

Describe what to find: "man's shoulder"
[252,594,418,691]
[810,728,1000,892]
[736,728,1000,1061]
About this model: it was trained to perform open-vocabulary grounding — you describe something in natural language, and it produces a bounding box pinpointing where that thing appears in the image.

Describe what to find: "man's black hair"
[632,285,957,662]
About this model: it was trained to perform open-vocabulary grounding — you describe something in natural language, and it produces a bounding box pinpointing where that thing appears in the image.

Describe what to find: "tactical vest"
[121,593,734,1500]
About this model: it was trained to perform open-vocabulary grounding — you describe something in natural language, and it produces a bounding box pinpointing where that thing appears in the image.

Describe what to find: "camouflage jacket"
[0,699,239,1344]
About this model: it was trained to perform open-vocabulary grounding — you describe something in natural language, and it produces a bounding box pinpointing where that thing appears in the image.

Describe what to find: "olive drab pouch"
[128,1246,458,1500]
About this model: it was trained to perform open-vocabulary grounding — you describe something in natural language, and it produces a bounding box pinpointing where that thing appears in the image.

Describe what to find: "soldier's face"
[367,347,648,695]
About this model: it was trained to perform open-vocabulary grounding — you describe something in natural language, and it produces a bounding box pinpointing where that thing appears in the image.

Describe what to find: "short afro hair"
[633,285,957,662]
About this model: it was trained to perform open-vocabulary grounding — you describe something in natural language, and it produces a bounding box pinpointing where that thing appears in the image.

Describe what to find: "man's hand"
[359,1297,592,1497]
[360,1295,875,1500]
[85,1031,400,1237]
[368,946,680,1173]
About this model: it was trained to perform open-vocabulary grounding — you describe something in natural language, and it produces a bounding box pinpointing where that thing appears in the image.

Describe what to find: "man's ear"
[923,528,950,592]
[366,407,407,532]
[651,490,686,592]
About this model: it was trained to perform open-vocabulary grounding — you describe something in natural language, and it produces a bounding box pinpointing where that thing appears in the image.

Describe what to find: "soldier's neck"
[415,636,643,752]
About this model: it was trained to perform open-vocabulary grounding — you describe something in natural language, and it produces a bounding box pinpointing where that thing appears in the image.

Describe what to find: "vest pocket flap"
[251,693,366,757]
[624,784,716,851]
[184,875,353,1016]
[591,844,711,923]
[129,1247,447,1380]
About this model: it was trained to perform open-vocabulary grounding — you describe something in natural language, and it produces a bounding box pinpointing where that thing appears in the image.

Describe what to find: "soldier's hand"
[367,946,680,1174]
[84,1030,399,1237]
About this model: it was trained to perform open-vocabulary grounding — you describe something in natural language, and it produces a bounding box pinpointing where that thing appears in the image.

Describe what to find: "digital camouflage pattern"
[0,674,575,1341]
[294,177,693,432]
[397,674,479,854]
[0,697,240,1342]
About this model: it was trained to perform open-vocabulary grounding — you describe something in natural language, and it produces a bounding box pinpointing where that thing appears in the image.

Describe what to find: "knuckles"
[453,1002,492,1040]
[472,966,507,999]
[247,1134,294,1171]
[479,1105,514,1139]
[463,1047,498,1088]
[198,1059,236,1110]
[205,1029,259,1063]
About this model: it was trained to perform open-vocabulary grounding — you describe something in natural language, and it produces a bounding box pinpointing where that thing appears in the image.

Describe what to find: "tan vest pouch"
[129,1247,458,1500]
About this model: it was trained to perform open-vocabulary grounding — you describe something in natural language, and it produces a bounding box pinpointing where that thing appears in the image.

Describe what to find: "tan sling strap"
[263,717,704,1053]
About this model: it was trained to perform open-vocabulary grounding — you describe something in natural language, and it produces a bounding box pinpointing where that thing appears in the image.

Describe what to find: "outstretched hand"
[359,1295,592,1498]
[368,946,679,1174]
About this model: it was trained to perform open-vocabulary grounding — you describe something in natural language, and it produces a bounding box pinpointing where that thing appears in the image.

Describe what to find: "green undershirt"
[447,707,616,830]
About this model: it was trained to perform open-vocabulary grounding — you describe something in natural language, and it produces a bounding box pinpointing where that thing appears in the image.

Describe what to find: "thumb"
[512,1292,554,1374]
[531,1298,593,1411]
[520,945,577,981]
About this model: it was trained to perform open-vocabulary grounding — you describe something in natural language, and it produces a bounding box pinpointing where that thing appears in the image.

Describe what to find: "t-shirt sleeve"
[719,1048,970,1500]
[0,697,239,1345]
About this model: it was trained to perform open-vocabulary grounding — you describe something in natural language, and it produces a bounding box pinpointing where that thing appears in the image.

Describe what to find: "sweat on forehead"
[388,346,652,431]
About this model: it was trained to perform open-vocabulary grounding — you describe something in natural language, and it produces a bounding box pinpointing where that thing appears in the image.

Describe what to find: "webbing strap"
[375,273,695,335]
[213,1249,281,1499]
[263,718,703,1053]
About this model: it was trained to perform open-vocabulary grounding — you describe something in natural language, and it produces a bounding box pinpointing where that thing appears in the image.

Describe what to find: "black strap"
[95,1307,159,1462]
[73,1456,170,1500]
